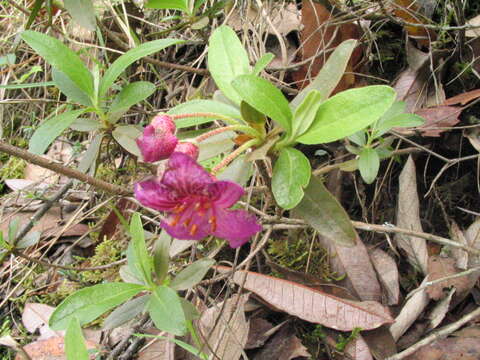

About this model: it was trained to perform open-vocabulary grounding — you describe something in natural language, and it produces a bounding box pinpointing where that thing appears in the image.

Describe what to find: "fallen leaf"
[426,255,470,300]
[245,317,276,349]
[221,266,393,331]
[98,198,137,241]
[413,106,462,137]
[390,277,430,341]
[137,333,175,360]
[15,336,98,360]
[453,326,480,338]
[443,89,480,106]
[369,248,400,305]
[251,324,310,360]
[404,337,480,360]
[22,303,62,340]
[427,288,455,330]
[395,156,429,274]
[393,0,436,48]
[344,334,373,360]
[449,221,469,270]
[193,294,249,360]
[466,14,480,38]
[361,326,397,358]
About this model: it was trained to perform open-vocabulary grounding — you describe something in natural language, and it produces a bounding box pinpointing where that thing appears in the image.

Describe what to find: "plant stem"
[170,112,240,126]
[194,125,262,143]
[0,140,131,196]
[211,138,261,175]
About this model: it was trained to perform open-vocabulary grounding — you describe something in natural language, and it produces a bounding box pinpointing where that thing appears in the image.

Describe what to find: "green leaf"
[153,231,171,284]
[170,258,215,291]
[294,176,357,247]
[240,101,266,126]
[25,0,44,30]
[180,298,199,321]
[290,39,357,109]
[136,333,207,359]
[64,0,96,31]
[49,282,146,330]
[358,148,380,184]
[292,90,323,138]
[99,38,183,98]
[272,148,311,209]
[297,86,396,144]
[21,30,94,98]
[112,125,142,157]
[374,113,425,138]
[130,213,153,286]
[103,294,150,330]
[29,109,86,155]
[108,81,156,123]
[148,285,186,335]
[252,53,275,75]
[208,25,251,105]
[0,81,55,90]
[145,0,190,13]
[348,131,366,147]
[65,318,89,360]
[168,99,242,128]
[8,218,20,244]
[52,68,92,107]
[197,131,235,161]
[16,231,41,249]
[70,118,101,132]
[232,75,292,134]
[77,133,103,174]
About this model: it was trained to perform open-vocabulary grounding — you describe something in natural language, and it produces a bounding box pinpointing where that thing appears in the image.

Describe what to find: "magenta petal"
[136,125,178,163]
[162,152,213,195]
[213,208,262,248]
[207,181,244,208]
[134,180,178,211]
[174,142,199,160]
[160,205,210,240]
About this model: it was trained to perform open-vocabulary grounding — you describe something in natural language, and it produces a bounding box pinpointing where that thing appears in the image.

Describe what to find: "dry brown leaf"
[137,333,175,360]
[22,303,62,340]
[393,0,436,48]
[404,337,480,360]
[343,335,373,360]
[251,324,310,360]
[317,234,382,302]
[245,317,275,350]
[453,326,480,338]
[413,106,462,137]
[15,336,98,360]
[465,218,480,254]
[427,288,455,330]
[390,277,430,341]
[426,255,470,300]
[361,326,398,359]
[444,89,480,106]
[395,156,429,274]
[222,267,393,331]
[466,14,480,38]
[292,0,361,90]
[450,221,469,270]
[369,248,400,305]
[194,294,249,360]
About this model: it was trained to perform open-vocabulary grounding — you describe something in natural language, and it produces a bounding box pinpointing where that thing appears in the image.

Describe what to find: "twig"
[385,306,480,360]
[0,140,131,196]
[107,314,149,360]
[5,0,30,15]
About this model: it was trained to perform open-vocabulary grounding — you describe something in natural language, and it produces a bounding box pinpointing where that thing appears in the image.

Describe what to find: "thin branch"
[0,140,131,196]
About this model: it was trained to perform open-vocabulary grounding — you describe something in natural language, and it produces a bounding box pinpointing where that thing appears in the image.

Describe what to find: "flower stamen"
[189,224,198,236]
[209,216,217,232]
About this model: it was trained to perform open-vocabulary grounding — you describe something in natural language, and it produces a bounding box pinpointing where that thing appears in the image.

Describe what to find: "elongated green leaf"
[240,101,266,126]
[291,39,357,109]
[65,318,89,360]
[29,109,86,155]
[108,81,156,123]
[52,68,92,106]
[153,231,171,284]
[0,81,55,90]
[292,90,323,138]
[297,86,396,144]
[170,258,215,291]
[99,39,183,98]
[77,133,103,174]
[348,131,366,146]
[130,213,153,285]
[168,99,242,128]
[21,31,94,97]
[64,0,96,31]
[148,285,186,335]
[112,125,142,156]
[358,148,380,184]
[103,294,150,330]
[70,118,101,132]
[146,0,189,13]
[208,25,251,105]
[232,75,292,133]
[374,113,425,137]
[294,176,356,247]
[252,53,275,75]
[49,282,146,330]
[272,148,311,209]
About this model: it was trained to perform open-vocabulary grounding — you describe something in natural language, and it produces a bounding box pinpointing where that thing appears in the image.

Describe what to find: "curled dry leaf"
[466,14,480,38]
[449,221,469,270]
[427,288,455,330]
[15,336,98,360]
[369,248,400,305]
[404,337,480,360]
[426,255,470,301]
[220,266,393,331]
[245,317,276,350]
[390,277,430,341]
[443,88,480,106]
[194,294,249,360]
[22,303,62,340]
[395,156,429,274]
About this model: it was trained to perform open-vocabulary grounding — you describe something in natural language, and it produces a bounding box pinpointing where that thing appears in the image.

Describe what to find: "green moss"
[79,237,123,283]
[0,157,26,180]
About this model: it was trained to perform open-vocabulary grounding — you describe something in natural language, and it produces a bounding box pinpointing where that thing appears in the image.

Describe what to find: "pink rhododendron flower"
[136,114,178,162]
[174,142,199,160]
[134,152,261,248]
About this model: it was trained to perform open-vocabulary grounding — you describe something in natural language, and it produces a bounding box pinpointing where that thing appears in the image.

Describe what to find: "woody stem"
[211,138,261,175]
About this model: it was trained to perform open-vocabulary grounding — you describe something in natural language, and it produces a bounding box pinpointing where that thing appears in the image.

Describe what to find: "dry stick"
[385,305,480,360]
[0,140,131,196]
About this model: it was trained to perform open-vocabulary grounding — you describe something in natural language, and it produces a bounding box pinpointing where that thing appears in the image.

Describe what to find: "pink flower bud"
[136,115,178,162]
[174,142,199,160]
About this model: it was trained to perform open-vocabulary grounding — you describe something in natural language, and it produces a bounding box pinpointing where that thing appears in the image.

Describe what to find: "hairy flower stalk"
[211,138,261,175]
[135,152,261,248]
